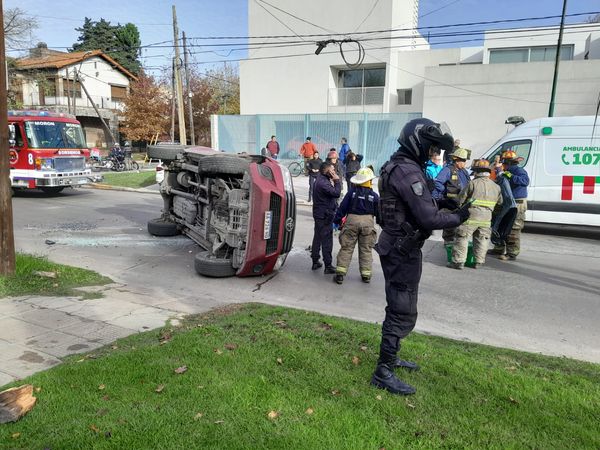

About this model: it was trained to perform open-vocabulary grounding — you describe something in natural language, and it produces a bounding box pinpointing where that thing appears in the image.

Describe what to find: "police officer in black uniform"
[371,118,470,395]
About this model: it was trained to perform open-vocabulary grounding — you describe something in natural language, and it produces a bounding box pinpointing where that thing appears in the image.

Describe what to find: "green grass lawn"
[0,254,111,298]
[100,171,157,189]
[1,304,598,449]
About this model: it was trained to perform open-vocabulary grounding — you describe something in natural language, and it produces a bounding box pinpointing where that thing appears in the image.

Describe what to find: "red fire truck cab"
[8,110,95,194]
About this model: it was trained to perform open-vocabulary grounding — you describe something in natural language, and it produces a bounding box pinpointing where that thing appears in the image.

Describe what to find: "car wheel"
[147,144,187,163]
[40,187,65,195]
[147,218,180,236]
[198,154,250,174]
[194,251,237,278]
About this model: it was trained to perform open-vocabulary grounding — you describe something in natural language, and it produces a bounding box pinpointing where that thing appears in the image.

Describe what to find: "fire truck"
[8,110,95,194]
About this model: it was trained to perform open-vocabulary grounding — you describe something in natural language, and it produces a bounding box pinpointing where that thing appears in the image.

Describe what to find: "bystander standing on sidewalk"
[265,135,280,159]
[300,137,317,174]
[307,151,323,204]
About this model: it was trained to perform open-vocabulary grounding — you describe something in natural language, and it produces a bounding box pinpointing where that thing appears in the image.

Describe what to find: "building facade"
[13,44,136,148]
[239,0,600,154]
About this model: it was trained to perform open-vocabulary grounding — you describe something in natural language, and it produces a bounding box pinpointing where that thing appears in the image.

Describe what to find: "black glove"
[454,202,471,223]
[438,198,459,210]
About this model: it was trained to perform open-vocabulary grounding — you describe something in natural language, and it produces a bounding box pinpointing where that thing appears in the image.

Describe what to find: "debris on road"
[0,385,37,424]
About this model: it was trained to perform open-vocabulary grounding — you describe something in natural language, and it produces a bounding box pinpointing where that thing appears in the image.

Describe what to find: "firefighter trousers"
[335,214,377,278]
[452,224,492,264]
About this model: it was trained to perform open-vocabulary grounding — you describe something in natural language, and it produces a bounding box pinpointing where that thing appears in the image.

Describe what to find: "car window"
[488,139,532,168]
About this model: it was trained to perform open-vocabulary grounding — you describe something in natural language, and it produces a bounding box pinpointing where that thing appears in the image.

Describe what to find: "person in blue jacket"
[311,161,342,273]
[432,147,470,245]
[339,137,350,165]
[424,149,443,181]
[492,150,529,260]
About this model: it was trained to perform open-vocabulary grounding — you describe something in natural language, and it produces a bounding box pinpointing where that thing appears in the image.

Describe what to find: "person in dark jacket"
[344,151,361,190]
[333,167,379,284]
[492,150,529,260]
[311,161,342,273]
[432,147,470,245]
[371,118,470,396]
[306,151,323,203]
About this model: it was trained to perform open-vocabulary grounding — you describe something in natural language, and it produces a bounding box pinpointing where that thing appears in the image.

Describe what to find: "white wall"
[240,0,421,114]
[422,59,600,156]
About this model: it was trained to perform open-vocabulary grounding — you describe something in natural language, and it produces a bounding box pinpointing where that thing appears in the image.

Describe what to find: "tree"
[121,73,169,142]
[3,7,39,50]
[71,18,141,74]
[587,13,600,23]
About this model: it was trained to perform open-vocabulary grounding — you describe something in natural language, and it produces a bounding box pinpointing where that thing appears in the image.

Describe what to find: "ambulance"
[480,116,600,227]
[8,110,94,194]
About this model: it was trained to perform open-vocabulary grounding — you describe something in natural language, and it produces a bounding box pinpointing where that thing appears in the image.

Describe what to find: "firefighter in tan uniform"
[333,167,380,284]
[448,159,502,269]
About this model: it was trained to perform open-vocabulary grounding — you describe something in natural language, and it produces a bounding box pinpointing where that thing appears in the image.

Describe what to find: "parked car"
[147,144,296,277]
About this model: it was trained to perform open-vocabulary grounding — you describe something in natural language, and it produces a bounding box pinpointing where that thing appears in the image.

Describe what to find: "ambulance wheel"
[147,218,180,237]
[194,251,237,278]
[41,187,65,195]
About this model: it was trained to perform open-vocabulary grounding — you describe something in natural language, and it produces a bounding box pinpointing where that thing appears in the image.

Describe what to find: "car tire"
[147,144,188,163]
[198,154,250,174]
[40,187,65,195]
[194,251,237,278]
[147,218,180,237]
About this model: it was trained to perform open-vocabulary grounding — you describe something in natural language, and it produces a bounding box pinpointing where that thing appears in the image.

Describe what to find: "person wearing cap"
[300,137,317,175]
[332,167,380,284]
[433,147,471,246]
[311,161,342,274]
[492,150,529,260]
[448,159,502,269]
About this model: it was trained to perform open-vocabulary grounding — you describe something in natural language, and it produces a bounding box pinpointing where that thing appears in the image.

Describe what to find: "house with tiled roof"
[12,43,137,148]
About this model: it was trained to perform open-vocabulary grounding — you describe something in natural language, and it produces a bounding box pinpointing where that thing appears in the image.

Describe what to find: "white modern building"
[13,44,136,147]
[239,0,600,154]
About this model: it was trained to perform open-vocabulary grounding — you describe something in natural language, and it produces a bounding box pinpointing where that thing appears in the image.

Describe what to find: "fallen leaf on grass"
[276,357,283,365]
[102,395,110,401]
[305,408,314,415]
[194,412,204,420]
[111,345,118,350]
[506,366,517,372]
[11,433,20,439]
[35,387,42,392]
[214,348,223,355]
[376,395,383,401]
[224,343,237,351]
[267,410,279,420]
[405,399,415,408]
[360,345,368,352]
[174,366,188,374]
[351,356,361,365]
[331,389,340,396]
[198,385,205,389]
[89,424,100,433]
[104,431,112,438]
[96,408,109,417]
[274,320,288,328]
[509,397,519,404]
[319,322,333,331]
[98,384,105,390]
[155,384,165,393]
[214,420,224,424]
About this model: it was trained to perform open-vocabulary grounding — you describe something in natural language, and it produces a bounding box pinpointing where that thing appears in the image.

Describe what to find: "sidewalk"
[0,286,226,386]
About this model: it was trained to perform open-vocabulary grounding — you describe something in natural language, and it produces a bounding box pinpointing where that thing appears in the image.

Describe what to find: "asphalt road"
[9,183,600,363]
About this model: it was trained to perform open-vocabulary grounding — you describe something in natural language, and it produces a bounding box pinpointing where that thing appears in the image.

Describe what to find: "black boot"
[392,358,420,371]
[311,261,323,270]
[370,363,416,395]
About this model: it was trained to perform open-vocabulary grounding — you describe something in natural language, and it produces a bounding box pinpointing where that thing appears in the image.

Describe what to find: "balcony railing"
[328,87,385,111]
[22,93,124,112]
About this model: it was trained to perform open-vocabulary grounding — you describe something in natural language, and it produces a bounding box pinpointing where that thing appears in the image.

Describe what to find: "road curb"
[83,183,160,195]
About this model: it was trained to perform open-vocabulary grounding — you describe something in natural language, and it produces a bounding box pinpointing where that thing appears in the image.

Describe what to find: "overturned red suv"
[147,144,296,277]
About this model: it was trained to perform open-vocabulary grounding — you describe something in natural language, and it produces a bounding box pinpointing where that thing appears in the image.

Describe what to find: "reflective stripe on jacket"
[458,174,502,227]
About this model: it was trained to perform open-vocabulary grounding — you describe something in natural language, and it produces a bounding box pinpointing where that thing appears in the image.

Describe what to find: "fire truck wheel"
[194,251,237,278]
[147,218,180,237]
[41,187,65,195]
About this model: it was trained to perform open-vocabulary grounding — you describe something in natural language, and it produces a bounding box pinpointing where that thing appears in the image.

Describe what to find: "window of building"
[397,89,413,105]
[489,45,574,64]
[338,67,386,88]
[110,85,127,102]
[63,78,82,98]
[43,77,57,97]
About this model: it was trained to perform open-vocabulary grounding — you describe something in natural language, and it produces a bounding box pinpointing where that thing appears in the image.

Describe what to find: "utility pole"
[170,58,175,143]
[183,31,195,145]
[0,0,16,275]
[65,68,72,114]
[75,69,115,145]
[172,5,187,144]
[548,0,568,117]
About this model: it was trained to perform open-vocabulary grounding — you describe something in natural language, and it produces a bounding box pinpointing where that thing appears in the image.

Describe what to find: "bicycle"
[287,160,304,177]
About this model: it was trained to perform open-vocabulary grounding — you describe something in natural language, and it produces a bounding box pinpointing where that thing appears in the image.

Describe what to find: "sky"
[6,0,600,76]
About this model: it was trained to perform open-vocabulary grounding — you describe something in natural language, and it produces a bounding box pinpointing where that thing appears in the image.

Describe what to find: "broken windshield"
[24,120,86,149]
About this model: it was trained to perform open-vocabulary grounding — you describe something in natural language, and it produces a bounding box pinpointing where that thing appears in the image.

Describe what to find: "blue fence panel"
[216,112,421,171]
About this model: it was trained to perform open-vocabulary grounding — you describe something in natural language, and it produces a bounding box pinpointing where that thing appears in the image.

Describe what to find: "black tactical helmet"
[397,118,454,166]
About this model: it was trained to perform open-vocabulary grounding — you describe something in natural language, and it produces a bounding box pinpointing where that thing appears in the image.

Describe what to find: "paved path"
[2,181,599,385]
